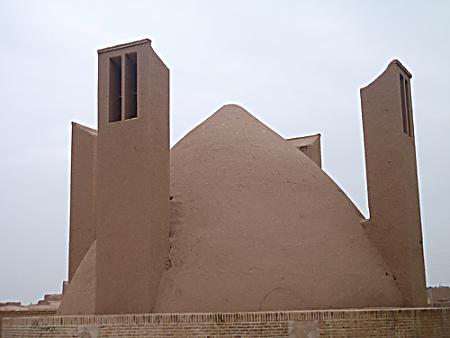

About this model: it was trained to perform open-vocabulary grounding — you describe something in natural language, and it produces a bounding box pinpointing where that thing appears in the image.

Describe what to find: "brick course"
[2,307,450,337]
[0,310,56,338]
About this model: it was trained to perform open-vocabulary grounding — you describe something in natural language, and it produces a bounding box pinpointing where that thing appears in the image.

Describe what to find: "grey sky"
[0,0,449,304]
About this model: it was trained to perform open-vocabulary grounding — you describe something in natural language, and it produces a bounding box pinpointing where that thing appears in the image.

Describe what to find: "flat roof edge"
[97,38,151,54]
[286,133,321,142]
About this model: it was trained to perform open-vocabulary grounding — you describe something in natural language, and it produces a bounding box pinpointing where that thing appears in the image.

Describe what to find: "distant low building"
[428,287,450,307]
[0,294,62,313]
[0,294,61,336]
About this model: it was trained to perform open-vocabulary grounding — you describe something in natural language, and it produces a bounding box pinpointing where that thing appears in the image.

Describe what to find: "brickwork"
[2,308,450,337]
[0,310,56,338]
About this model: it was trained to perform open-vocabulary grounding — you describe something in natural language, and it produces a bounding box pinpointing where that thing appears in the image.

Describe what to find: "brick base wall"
[0,310,56,338]
[2,307,450,337]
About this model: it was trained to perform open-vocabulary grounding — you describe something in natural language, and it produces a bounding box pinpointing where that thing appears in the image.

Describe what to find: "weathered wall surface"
[3,308,450,338]
[361,60,427,306]
[58,242,96,315]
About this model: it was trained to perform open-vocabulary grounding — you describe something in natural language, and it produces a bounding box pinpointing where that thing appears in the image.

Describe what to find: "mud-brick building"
[3,39,450,337]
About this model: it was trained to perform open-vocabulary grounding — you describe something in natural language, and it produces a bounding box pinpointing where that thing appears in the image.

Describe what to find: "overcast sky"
[0,0,449,304]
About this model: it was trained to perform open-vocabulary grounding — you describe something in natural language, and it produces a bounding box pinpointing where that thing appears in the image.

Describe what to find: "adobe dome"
[152,104,402,312]
[61,104,403,314]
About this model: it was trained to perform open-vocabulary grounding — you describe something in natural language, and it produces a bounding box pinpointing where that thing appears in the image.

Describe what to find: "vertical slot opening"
[405,79,413,137]
[109,56,122,122]
[399,74,408,135]
[125,53,138,119]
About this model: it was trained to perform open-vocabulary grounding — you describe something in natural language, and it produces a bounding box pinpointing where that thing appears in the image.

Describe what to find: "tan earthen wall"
[68,123,97,282]
[3,308,450,337]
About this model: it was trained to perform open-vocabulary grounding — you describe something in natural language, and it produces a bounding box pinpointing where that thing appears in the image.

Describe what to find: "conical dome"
[153,104,402,312]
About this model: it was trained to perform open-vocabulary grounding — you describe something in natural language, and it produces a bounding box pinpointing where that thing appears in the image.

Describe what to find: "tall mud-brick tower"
[361,60,427,306]
[95,39,170,314]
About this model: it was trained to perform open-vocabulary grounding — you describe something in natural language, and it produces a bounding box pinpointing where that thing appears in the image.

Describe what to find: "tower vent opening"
[109,56,122,122]
[125,53,138,120]
[400,74,413,137]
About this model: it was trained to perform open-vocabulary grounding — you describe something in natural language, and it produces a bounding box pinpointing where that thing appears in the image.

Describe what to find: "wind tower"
[95,39,170,314]
[361,60,427,306]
